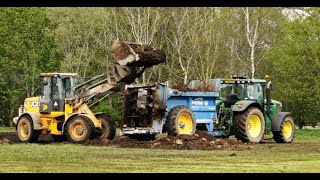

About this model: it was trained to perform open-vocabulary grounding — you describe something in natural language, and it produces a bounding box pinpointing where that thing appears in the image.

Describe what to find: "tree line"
[0,7,318,128]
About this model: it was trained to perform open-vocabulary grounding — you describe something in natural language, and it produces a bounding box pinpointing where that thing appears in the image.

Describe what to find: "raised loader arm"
[70,40,166,110]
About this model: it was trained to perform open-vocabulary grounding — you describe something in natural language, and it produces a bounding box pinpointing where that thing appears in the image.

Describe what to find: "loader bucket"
[111,40,166,68]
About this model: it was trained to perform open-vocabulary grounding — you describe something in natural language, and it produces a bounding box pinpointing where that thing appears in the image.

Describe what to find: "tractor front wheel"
[17,115,40,143]
[94,115,116,140]
[234,107,265,143]
[166,105,196,136]
[272,116,295,143]
[65,116,95,143]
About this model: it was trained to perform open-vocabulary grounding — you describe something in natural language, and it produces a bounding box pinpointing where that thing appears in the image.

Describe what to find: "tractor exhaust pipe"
[266,81,272,119]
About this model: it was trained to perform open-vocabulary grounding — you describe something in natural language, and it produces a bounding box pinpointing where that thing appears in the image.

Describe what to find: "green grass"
[295,128,320,139]
[0,126,15,132]
[0,140,320,173]
[0,128,319,173]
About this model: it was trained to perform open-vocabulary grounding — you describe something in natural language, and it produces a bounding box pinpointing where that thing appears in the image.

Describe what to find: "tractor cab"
[39,73,79,114]
[219,77,266,107]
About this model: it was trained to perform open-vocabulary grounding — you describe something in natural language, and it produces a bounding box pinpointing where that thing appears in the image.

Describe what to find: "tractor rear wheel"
[166,105,196,136]
[272,116,295,143]
[94,115,116,140]
[234,107,265,143]
[17,115,40,143]
[65,116,95,143]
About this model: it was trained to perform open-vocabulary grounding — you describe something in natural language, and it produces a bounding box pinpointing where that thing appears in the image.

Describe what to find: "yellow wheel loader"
[13,41,166,143]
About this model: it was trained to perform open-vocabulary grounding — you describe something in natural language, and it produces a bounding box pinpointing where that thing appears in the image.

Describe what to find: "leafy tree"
[268,8,320,128]
[0,7,59,125]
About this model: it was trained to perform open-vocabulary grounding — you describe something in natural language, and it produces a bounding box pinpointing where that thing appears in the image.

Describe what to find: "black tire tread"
[65,116,95,143]
[234,107,265,143]
[166,105,196,136]
[95,114,116,140]
[17,115,40,143]
[272,116,294,143]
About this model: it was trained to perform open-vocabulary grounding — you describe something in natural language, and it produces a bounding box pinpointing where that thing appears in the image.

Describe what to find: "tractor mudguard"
[232,101,261,112]
[271,112,291,131]
[17,112,42,130]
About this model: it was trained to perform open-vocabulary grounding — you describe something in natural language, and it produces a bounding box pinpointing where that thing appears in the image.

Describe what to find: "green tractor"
[215,75,295,143]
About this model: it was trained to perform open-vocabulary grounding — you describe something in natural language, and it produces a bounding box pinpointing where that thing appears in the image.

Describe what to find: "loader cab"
[39,73,78,114]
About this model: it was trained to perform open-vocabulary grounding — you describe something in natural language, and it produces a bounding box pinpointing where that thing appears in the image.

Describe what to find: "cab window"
[62,77,72,98]
[52,77,60,99]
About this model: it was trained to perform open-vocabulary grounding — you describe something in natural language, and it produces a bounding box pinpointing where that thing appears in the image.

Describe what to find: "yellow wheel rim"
[283,121,293,139]
[247,115,262,138]
[19,121,29,138]
[177,113,193,134]
[71,121,86,139]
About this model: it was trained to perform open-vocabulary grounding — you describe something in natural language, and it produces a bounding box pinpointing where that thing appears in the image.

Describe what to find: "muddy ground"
[0,130,248,150]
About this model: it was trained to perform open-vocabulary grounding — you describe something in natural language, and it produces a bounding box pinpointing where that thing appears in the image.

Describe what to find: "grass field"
[0,127,320,173]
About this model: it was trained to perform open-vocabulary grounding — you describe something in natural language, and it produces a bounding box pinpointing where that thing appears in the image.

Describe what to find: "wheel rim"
[177,113,193,134]
[19,121,29,138]
[247,115,262,138]
[71,121,86,139]
[283,121,293,139]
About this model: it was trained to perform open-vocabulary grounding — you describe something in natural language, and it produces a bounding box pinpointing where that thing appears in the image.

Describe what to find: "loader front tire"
[234,107,265,143]
[95,115,116,140]
[166,105,196,136]
[17,115,40,143]
[272,116,295,143]
[65,116,94,143]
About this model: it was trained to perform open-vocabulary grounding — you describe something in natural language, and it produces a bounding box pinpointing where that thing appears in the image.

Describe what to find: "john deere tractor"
[216,75,295,143]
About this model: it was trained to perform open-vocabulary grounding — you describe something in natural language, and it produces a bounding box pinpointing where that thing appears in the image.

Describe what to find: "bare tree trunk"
[250,47,255,79]
[170,8,190,85]
[243,7,260,79]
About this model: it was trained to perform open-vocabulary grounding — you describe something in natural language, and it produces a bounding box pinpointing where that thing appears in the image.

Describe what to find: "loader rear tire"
[95,115,116,140]
[166,105,196,136]
[65,116,94,143]
[17,115,40,143]
[234,107,265,143]
[272,116,295,143]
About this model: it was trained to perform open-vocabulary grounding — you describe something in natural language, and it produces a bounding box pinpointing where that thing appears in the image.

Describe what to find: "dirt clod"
[84,130,243,150]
